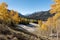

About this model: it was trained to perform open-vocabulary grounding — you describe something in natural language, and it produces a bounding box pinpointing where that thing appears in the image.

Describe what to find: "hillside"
[0,23,50,40]
[27,10,55,21]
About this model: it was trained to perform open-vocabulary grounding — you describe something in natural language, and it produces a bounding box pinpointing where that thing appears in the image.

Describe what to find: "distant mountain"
[27,10,55,21]
[18,13,25,17]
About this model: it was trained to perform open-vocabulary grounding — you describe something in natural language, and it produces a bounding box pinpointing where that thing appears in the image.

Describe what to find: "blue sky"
[0,0,53,15]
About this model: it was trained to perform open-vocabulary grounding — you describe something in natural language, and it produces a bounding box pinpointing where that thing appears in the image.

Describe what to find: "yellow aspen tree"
[50,0,60,34]
[53,13,60,21]
[40,24,48,31]
[0,2,8,14]
[0,2,8,8]
[11,11,20,24]
[50,0,60,24]
[50,4,56,14]
[10,10,14,16]
[50,0,60,21]
[38,20,42,27]
[0,2,9,23]
[0,2,20,24]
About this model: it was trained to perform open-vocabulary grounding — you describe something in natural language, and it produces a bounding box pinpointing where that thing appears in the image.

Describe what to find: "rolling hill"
[27,10,55,21]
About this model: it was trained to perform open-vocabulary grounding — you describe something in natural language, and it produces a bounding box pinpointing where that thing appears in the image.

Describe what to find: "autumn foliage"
[0,2,20,25]
[38,0,60,31]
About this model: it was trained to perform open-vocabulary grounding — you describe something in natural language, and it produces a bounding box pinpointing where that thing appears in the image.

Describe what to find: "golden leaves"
[50,4,57,14]
[50,0,60,14]
[54,0,60,4]
[40,24,48,31]
[0,2,20,24]
[49,0,60,29]
[0,2,8,8]
[53,13,60,20]
[38,20,42,27]
[50,0,60,20]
